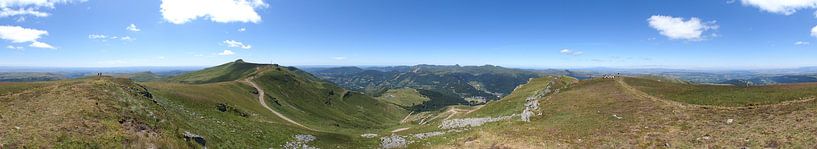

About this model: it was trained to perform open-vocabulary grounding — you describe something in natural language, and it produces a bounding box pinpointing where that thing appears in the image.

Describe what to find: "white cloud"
[0,25,47,43]
[160,0,268,24]
[0,25,54,49]
[0,0,84,8]
[6,45,23,49]
[795,41,810,45]
[812,25,817,38]
[740,0,817,15]
[88,34,106,39]
[0,0,85,18]
[0,8,49,17]
[88,34,134,42]
[218,49,235,56]
[126,24,140,32]
[648,15,718,41]
[560,49,583,56]
[238,27,246,32]
[223,40,251,49]
[727,0,737,4]
[29,41,54,49]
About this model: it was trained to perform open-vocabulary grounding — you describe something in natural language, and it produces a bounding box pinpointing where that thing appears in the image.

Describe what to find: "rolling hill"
[719,75,817,86]
[0,60,409,148]
[167,59,266,84]
[4,60,817,148]
[388,76,817,148]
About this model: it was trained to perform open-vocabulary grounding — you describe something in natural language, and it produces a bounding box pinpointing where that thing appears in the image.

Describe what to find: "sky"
[0,0,817,69]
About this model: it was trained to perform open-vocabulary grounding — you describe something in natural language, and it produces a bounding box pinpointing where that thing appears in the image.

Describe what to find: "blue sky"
[1,0,816,69]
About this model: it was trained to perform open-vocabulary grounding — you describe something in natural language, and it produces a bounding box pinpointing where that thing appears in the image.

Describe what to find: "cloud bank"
[740,0,817,15]
[0,25,55,49]
[160,0,268,24]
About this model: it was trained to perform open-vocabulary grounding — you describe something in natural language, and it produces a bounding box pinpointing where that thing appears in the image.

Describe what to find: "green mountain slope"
[397,77,817,148]
[161,60,410,140]
[624,77,817,106]
[167,59,264,84]
[0,77,184,148]
[0,60,411,148]
[249,64,408,132]
[376,88,430,107]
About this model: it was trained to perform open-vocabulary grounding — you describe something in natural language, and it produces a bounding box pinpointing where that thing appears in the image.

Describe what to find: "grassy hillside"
[152,60,412,146]
[0,77,184,148]
[0,60,415,148]
[250,65,408,133]
[376,88,430,107]
[467,76,577,117]
[143,81,367,148]
[167,59,264,84]
[0,82,51,96]
[416,77,817,148]
[624,77,817,106]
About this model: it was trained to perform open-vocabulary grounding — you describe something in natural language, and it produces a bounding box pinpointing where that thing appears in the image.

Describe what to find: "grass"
[0,77,184,148]
[149,60,409,147]
[623,77,817,106]
[251,65,408,134]
[0,82,50,96]
[0,76,387,148]
[416,77,817,148]
[168,59,265,84]
[4,67,817,148]
[145,81,366,148]
[376,88,430,107]
[466,76,577,117]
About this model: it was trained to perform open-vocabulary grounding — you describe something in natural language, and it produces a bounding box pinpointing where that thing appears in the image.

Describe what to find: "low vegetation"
[376,88,430,107]
[420,77,817,148]
[624,77,817,106]
[5,60,817,148]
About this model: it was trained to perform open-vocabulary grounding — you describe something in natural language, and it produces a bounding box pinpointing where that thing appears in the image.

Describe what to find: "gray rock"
[521,82,554,122]
[380,135,407,149]
[183,131,206,148]
[413,131,445,139]
[439,115,513,129]
[283,134,318,149]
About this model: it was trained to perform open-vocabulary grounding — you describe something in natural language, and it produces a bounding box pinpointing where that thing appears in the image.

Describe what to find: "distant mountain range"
[0,66,199,82]
[304,64,563,111]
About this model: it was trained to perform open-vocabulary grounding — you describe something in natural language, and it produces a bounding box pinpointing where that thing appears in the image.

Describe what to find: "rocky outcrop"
[380,134,408,149]
[521,81,555,122]
[283,134,318,149]
[183,131,206,148]
[439,115,514,129]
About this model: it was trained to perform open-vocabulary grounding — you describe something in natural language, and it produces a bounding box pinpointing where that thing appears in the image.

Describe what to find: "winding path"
[243,77,318,131]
